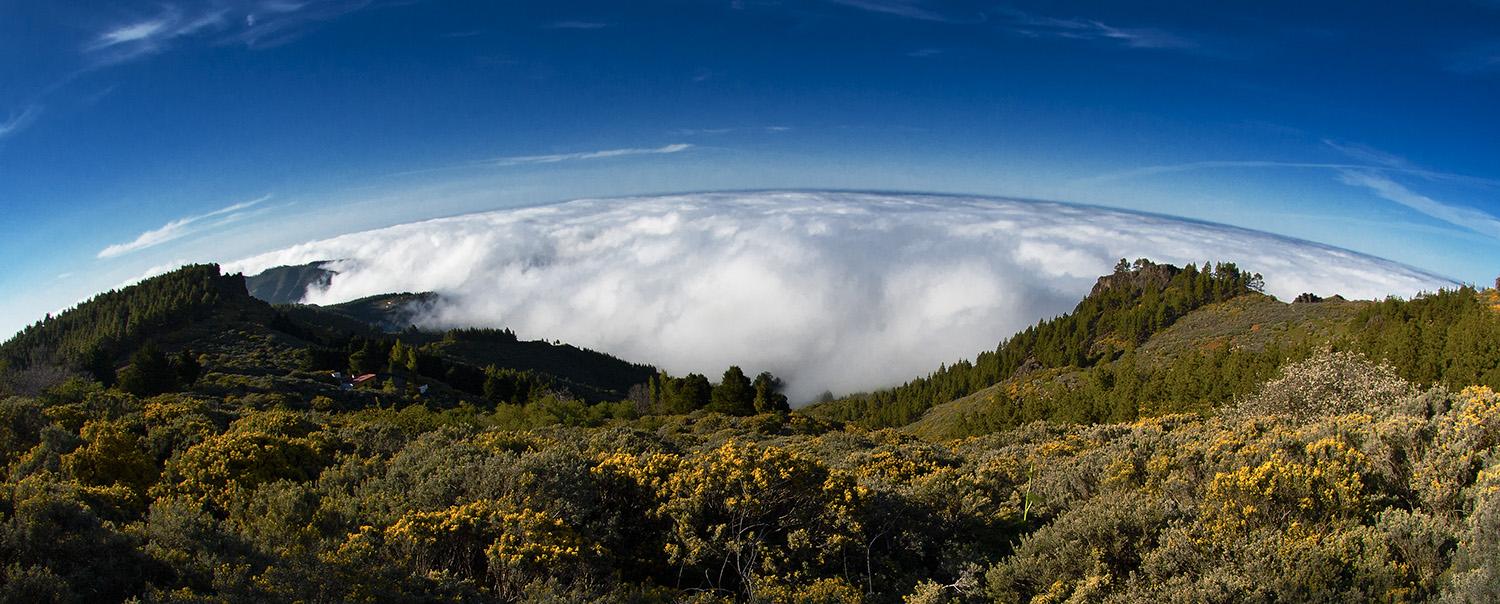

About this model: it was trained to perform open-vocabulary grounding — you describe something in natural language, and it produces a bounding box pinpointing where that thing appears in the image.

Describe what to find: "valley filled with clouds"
[227,191,1452,400]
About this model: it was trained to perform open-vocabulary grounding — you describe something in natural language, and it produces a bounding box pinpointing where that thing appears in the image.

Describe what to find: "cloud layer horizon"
[226,191,1453,401]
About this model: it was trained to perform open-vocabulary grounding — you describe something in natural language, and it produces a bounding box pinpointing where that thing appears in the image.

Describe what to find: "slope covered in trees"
[0,265,255,385]
[243,261,336,304]
[806,259,1265,428]
[901,284,1500,440]
[1,265,660,408]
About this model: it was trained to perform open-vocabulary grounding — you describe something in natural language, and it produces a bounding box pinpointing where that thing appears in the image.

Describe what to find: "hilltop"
[1,265,657,406]
[904,292,1365,439]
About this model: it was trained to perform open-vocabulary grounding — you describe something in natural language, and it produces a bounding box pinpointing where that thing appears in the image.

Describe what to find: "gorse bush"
[4,373,1499,601]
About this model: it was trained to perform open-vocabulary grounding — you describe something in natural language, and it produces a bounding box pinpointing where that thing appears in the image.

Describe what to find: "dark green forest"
[3,262,1500,602]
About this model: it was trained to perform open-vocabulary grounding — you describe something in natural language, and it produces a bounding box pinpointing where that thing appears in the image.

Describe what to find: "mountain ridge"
[244,261,337,304]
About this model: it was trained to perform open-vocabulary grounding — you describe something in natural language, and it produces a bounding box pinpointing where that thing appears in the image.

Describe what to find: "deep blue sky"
[2,0,1499,337]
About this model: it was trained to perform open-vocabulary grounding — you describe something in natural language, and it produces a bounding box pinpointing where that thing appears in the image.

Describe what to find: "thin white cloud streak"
[993,7,1195,50]
[225,191,1452,401]
[98,194,272,259]
[83,6,231,64]
[821,0,1192,49]
[0,105,42,141]
[1080,144,1500,242]
[94,19,172,48]
[1321,139,1411,168]
[1322,142,1500,239]
[824,0,958,22]
[83,1,389,65]
[488,143,693,167]
[1337,171,1500,240]
[670,126,791,136]
[1075,160,1500,189]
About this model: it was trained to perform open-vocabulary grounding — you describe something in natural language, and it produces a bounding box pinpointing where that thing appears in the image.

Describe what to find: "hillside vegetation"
[806,259,1266,428]
[811,261,1500,441]
[243,262,336,305]
[3,261,1500,602]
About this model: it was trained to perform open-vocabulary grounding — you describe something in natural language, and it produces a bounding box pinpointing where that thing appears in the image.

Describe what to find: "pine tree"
[752,372,790,413]
[680,373,713,411]
[709,367,755,416]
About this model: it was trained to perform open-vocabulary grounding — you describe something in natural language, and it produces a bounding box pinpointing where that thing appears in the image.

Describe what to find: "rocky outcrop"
[1089,259,1182,298]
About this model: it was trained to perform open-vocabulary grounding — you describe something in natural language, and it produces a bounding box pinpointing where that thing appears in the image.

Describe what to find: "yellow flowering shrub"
[591,450,681,495]
[61,419,157,497]
[754,576,865,603]
[1414,386,1500,515]
[473,429,557,455]
[383,499,584,594]
[659,439,868,596]
[1201,438,1368,542]
[154,429,328,511]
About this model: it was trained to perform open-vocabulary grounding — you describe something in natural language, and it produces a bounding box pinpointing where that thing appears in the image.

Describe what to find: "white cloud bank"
[226,191,1453,400]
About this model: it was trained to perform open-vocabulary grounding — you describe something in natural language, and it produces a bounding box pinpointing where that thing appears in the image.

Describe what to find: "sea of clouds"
[226,191,1453,401]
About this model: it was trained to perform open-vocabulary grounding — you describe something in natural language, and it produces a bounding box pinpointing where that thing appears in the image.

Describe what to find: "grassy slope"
[1132,293,1364,362]
[905,294,1367,440]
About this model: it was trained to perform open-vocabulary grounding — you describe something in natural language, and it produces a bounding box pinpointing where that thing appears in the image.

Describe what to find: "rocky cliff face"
[1089,259,1181,298]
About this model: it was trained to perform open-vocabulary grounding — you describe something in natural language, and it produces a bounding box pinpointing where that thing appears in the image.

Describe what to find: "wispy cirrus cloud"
[819,1,1195,50]
[1320,139,1413,168]
[1336,171,1500,240]
[1078,140,1500,241]
[83,1,395,65]
[14,1,384,144]
[670,126,791,136]
[97,194,272,259]
[388,143,696,178]
[488,143,693,167]
[0,105,42,142]
[1077,159,1500,189]
[84,6,229,65]
[823,0,964,22]
[93,19,173,48]
[993,7,1195,50]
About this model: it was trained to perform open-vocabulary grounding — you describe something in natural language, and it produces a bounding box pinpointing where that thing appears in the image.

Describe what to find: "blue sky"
[2,0,1499,338]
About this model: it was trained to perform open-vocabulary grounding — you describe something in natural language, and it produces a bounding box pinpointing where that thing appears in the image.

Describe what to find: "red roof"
[351,373,378,384]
